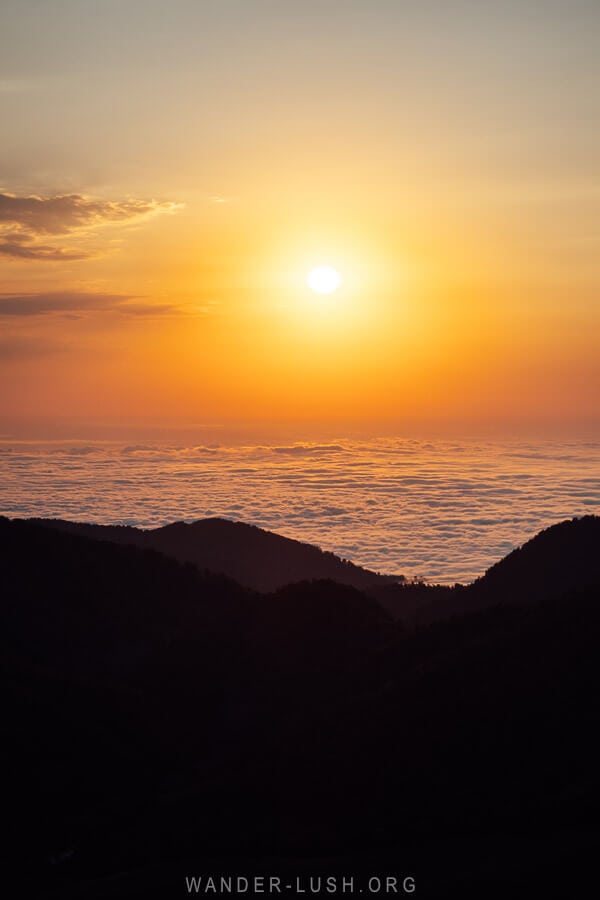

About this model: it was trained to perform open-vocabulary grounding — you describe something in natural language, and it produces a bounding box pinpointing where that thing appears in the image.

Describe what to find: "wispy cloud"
[0,192,179,235]
[0,234,87,261]
[0,191,181,261]
[0,291,178,318]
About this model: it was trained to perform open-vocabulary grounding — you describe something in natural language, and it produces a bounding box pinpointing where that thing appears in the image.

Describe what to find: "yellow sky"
[1,1,599,437]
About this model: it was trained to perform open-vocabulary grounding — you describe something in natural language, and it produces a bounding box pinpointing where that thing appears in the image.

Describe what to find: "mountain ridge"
[20,513,600,626]
[359,514,600,625]
[24,515,404,593]
[1,513,600,897]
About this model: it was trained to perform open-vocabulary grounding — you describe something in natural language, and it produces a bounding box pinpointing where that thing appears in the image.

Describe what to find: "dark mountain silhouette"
[2,514,600,898]
[29,515,600,628]
[472,514,600,603]
[28,516,402,592]
[372,515,600,626]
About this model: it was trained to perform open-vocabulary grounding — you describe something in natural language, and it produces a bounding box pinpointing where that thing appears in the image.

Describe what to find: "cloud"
[0,192,178,235]
[0,191,181,261]
[0,240,86,261]
[0,291,132,316]
[3,439,599,584]
[0,291,180,318]
[121,445,160,455]
[272,444,346,456]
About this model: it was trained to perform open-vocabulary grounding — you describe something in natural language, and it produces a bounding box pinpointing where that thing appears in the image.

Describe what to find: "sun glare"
[307,265,341,295]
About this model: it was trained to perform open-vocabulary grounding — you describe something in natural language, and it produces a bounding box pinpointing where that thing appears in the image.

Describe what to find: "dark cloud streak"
[0,291,181,319]
[0,241,87,260]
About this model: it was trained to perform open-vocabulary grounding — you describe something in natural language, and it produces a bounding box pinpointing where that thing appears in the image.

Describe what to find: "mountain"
[27,516,402,592]
[29,515,600,626]
[0,515,395,884]
[372,515,600,626]
[471,514,600,604]
[2,514,600,897]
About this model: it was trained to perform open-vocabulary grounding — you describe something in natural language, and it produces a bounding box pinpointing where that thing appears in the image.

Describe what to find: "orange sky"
[1,1,599,438]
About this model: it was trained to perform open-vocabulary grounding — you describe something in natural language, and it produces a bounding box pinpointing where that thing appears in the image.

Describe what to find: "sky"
[1,0,599,439]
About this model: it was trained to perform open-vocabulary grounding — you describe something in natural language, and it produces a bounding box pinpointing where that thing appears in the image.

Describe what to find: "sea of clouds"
[1,438,599,583]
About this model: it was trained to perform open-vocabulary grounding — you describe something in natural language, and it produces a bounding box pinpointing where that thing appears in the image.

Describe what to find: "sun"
[307,265,341,295]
